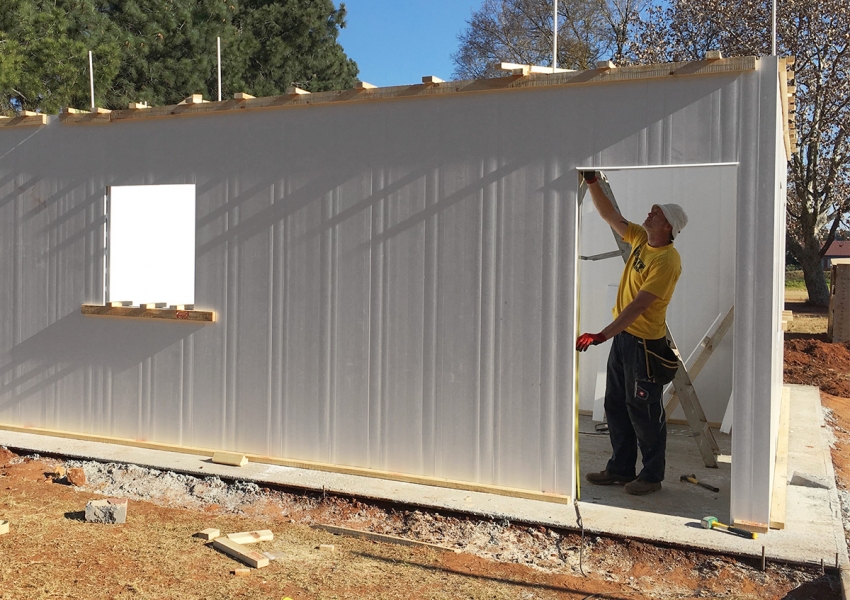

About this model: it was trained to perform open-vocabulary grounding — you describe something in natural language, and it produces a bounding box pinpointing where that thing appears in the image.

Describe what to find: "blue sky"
[337,1,483,88]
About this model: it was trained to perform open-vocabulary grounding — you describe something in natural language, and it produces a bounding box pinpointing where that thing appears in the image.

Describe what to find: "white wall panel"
[0,63,782,504]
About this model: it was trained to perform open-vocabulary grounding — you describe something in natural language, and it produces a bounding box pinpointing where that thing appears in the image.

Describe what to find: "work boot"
[624,477,662,495]
[585,470,635,485]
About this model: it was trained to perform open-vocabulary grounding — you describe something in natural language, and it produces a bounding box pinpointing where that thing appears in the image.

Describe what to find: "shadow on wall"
[0,310,203,413]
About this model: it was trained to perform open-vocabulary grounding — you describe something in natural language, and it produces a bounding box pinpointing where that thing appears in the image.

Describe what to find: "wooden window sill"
[81,304,215,322]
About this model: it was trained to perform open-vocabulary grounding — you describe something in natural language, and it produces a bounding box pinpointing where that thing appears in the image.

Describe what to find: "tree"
[452,0,648,79]
[232,0,358,95]
[98,0,237,107]
[634,0,850,305]
[0,0,359,113]
[0,0,120,114]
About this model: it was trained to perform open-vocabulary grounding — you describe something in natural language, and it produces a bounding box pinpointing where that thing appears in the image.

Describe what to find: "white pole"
[553,0,558,71]
[217,37,222,102]
[771,0,777,55]
[89,51,95,111]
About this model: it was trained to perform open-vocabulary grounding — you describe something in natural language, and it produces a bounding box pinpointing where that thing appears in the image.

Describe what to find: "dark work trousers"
[603,331,667,482]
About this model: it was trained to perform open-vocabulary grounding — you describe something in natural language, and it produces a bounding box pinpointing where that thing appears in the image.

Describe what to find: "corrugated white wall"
[0,60,784,511]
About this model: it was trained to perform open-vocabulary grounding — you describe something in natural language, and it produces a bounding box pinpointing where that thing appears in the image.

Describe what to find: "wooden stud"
[732,519,770,534]
[499,62,530,76]
[62,107,87,115]
[355,81,376,90]
[311,524,457,553]
[1,113,48,126]
[0,520,8,535]
[180,94,206,105]
[194,528,221,540]
[769,386,791,530]
[705,50,723,60]
[231,568,250,576]
[128,102,149,110]
[422,76,444,84]
[226,530,274,545]
[499,62,573,75]
[285,86,310,96]
[319,544,335,552]
[107,301,133,307]
[211,451,248,467]
[233,92,255,101]
[91,107,111,114]
[168,304,195,310]
[141,302,167,309]
[212,537,269,568]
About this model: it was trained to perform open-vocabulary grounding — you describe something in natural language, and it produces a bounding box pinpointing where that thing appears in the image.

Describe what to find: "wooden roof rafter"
[51,56,758,126]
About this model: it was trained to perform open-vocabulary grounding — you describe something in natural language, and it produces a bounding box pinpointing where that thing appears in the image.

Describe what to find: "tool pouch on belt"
[640,337,679,385]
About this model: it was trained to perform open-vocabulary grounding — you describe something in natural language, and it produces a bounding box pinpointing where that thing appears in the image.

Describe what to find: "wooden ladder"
[588,174,721,468]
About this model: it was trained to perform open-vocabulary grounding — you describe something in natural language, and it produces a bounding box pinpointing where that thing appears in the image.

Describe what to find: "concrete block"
[85,498,128,524]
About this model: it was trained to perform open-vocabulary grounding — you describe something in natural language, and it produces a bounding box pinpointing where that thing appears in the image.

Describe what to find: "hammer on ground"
[680,474,720,492]
[701,516,758,539]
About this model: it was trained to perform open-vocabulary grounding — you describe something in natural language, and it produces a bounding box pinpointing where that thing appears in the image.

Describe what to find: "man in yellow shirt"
[576,170,687,495]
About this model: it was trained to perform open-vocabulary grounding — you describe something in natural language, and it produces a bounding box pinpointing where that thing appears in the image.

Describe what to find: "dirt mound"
[784,339,850,398]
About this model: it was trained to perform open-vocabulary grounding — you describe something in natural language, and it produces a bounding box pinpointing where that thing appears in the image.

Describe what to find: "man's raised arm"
[582,171,628,239]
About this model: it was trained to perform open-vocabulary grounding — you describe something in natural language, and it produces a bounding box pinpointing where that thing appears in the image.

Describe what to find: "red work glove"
[576,332,606,351]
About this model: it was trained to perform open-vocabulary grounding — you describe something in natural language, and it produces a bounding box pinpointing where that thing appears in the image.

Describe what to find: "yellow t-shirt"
[613,223,682,340]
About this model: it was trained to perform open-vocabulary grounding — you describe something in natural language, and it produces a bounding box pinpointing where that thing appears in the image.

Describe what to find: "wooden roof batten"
[49,56,758,126]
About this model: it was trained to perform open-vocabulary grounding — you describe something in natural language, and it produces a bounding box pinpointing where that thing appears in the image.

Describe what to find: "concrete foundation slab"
[0,385,845,571]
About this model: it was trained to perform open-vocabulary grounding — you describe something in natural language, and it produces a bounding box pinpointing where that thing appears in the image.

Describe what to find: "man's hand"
[576,332,606,351]
[582,170,598,184]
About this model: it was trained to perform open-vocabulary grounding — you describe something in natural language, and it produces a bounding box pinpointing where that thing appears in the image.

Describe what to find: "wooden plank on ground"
[212,537,269,568]
[226,530,273,544]
[194,528,220,540]
[732,519,769,534]
[311,524,458,553]
[769,386,791,530]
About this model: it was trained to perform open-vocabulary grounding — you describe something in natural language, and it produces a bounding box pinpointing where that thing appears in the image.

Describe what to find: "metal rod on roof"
[771,0,776,55]
[217,37,222,102]
[89,51,95,111]
[553,0,558,71]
